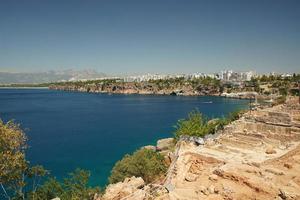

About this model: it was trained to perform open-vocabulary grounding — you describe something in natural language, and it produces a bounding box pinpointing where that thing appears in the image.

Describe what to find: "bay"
[0,89,248,186]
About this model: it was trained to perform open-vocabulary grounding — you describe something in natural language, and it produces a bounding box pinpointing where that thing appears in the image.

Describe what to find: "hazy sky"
[0,0,299,75]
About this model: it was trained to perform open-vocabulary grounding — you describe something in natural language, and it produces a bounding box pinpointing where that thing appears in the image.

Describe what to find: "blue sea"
[0,89,248,186]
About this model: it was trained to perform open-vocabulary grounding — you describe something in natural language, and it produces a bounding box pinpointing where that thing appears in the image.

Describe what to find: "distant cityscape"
[0,69,297,84]
[119,70,256,83]
[85,70,295,83]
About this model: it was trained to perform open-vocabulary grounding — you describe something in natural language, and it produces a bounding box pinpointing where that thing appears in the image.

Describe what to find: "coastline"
[49,86,260,100]
[0,86,267,101]
[0,86,49,89]
[0,85,268,105]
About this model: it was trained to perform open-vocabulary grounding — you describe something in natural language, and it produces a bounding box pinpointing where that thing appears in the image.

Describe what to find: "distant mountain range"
[0,69,107,84]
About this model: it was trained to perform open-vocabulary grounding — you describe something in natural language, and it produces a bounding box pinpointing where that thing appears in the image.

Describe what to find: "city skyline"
[0,68,284,84]
[1,0,299,74]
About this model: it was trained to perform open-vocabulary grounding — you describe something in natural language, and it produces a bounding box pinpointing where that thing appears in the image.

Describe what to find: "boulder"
[164,153,172,166]
[102,176,145,200]
[209,174,218,181]
[185,173,198,182]
[208,185,215,194]
[141,145,156,151]
[208,118,220,125]
[265,146,277,154]
[156,138,174,151]
[278,188,296,200]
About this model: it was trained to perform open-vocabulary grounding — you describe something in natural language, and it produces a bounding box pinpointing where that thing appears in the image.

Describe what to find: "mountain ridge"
[0,69,107,84]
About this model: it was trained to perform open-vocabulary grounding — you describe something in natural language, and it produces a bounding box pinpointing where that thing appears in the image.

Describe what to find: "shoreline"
[0,86,265,101]
[0,86,49,89]
[0,84,266,100]
[49,87,258,100]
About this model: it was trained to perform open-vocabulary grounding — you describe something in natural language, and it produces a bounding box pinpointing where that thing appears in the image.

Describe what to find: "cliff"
[99,97,300,200]
[48,80,221,96]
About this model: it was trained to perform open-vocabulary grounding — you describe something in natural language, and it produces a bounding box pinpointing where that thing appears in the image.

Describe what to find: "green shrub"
[29,169,100,200]
[174,110,215,139]
[226,109,243,123]
[173,109,244,139]
[109,149,167,184]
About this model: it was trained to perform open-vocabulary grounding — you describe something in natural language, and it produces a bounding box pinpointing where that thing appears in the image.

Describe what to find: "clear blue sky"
[0,0,299,75]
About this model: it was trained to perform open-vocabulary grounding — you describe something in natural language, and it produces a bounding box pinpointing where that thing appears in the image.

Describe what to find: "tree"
[173,110,218,139]
[0,120,49,200]
[0,120,99,200]
[30,169,100,200]
[0,120,28,199]
[109,149,166,184]
[27,165,49,200]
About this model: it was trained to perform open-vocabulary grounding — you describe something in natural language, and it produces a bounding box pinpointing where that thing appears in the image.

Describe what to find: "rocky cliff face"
[49,81,220,96]
[99,97,300,200]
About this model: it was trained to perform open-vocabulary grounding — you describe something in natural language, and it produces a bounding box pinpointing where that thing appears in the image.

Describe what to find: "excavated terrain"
[100,97,300,200]
[157,97,300,200]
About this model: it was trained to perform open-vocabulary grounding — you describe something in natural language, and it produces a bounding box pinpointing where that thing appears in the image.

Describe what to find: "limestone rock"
[284,163,292,169]
[266,146,277,154]
[156,138,174,151]
[142,145,156,151]
[185,173,198,182]
[102,176,145,200]
[209,174,218,181]
[208,185,215,194]
[164,153,172,166]
[278,188,296,200]
[214,185,221,194]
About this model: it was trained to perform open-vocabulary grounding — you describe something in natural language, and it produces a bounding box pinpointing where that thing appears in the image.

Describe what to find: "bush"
[226,109,243,123]
[173,109,244,139]
[29,169,100,200]
[109,149,167,184]
[174,110,216,139]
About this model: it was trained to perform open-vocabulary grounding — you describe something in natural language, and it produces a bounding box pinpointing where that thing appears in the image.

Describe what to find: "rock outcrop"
[100,177,146,200]
[100,97,300,200]
[49,81,220,96]
[156,138,174,151]
[158,97,300,200]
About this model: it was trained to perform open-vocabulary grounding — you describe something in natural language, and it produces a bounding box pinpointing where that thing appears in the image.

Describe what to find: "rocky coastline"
[97,97,300,200]
[49,81,220,96]
[48,81,263,100]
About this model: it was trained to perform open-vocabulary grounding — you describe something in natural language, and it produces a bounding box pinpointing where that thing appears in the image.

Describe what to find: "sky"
[0,0,299,75]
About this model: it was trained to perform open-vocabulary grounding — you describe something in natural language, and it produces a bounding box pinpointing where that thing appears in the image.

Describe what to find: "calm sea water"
[0,89,248,186]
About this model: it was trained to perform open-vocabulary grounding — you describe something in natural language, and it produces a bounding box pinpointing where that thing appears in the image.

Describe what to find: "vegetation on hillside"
[2,73,299,99]
[248,74,300,96]
[28,169,100,200]
[109,149,167,184]
[173,109,243,139]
